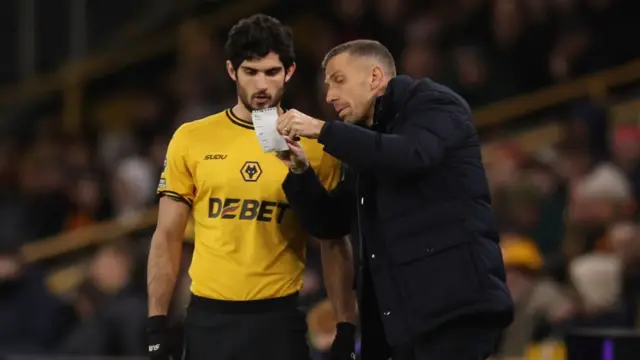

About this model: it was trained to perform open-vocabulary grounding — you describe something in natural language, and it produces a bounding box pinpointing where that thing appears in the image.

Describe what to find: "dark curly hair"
[225,14,295,71]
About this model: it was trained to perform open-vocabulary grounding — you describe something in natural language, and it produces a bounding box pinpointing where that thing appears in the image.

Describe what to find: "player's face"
[227,52,295,111]
[324,53,379,124]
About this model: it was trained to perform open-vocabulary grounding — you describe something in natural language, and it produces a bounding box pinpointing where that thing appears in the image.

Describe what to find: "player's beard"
[237,83,285,111]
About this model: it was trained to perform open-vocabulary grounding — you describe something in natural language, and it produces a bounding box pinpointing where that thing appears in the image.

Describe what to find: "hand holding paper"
[252,107,289,153]
[275,136,310,174]
[276,109,325,139]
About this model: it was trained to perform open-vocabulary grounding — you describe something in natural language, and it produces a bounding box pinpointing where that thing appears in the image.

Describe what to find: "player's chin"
[252,99,274,109]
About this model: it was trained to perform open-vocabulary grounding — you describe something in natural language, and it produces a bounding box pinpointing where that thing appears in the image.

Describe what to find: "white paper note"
[251,107,289,153]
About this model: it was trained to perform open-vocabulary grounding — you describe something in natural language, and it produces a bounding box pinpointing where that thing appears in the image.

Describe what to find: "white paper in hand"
[251,107,289,153]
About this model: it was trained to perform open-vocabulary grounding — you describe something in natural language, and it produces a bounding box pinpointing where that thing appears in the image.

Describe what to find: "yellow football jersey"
[158,109,341,301]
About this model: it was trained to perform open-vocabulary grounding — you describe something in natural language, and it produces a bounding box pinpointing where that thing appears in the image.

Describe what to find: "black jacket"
[283,75,514,346]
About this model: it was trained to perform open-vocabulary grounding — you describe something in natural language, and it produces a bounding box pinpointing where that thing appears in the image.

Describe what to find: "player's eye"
[244,68,258,76]
[265,68,282,77]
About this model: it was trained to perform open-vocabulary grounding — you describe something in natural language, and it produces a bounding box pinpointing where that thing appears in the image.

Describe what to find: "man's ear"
[226,60,237,81]
[370,65,384,91]
[285,62,297,83]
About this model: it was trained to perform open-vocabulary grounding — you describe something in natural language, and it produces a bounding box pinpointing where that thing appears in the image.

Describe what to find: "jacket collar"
[373,75,418,127]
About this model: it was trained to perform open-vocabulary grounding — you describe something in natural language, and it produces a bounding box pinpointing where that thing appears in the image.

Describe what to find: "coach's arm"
[282,166,354,240]
[318,92,472,176]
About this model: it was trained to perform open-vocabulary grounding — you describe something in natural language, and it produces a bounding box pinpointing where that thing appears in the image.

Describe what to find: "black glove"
[330,322,357,360]
[147,315,170,360]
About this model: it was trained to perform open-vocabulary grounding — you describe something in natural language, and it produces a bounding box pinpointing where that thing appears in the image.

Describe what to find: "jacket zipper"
[355,172,363,262]
[355,171,364,306]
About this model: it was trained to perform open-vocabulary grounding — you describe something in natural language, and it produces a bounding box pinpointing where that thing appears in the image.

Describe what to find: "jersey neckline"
[226,108,254,129]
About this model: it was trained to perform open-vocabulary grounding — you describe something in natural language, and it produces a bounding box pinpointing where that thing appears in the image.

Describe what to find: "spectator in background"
[330,0,369,42]
[569,251,624,323]
[308,299,339,357]
[447,44,517,106]
[58,241,147,356]
[18,138,71,241]
[64,139,93,177]
[615,222,640,326]
[489,0,528,92]
[111,156,157,220]
[1,0,640,358]
[609,125,640,206]
[555,144,594,189]
[0,141,29,251]
[372,0,406,58]
[307,298,360,360]
[0,246,66,355]
[64,175,111,231]
[525,157,567,256]
[400,42,440,79]
[548,23,592,83]
[561,222,639,328]
[565,163,635,257]
[499,236,576,357]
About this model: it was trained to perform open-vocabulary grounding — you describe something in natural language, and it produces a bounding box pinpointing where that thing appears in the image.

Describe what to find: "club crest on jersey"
[240,161,262,182]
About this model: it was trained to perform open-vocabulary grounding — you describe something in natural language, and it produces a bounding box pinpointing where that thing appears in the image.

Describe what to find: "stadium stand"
[1,0,640,359]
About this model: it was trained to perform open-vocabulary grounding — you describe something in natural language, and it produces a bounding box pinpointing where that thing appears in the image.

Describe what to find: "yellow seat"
[524,341,566,360]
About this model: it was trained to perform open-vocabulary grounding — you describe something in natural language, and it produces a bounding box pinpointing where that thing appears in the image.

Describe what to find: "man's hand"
[277,109,325,139]
[331,322,357,360]
[147,316,184,360]
[276,136,310,174]
[147,315,170,360]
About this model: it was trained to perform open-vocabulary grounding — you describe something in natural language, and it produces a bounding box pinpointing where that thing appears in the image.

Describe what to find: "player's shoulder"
[299,137,340,168]
[298,137,324,153]
[172,110,229,140]
[298,137,324,160]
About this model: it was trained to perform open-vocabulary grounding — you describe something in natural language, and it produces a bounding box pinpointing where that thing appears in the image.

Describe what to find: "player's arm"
[147,124,195,317]
[319,236,357,324]
[314,154,358,355]
[147,197,190,316]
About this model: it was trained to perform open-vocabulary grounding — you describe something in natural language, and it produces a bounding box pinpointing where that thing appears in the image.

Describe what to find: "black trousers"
[184,293,310,360]
[392,318,502,360]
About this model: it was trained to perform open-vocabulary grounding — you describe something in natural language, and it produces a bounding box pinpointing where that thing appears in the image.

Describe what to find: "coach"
[276,40,514,360]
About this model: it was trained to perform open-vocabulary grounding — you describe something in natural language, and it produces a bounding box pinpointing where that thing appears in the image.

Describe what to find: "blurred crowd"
[488,116,640,357]
[0,0,640,359]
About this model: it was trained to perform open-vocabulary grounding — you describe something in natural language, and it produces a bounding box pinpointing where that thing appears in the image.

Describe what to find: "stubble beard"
[237,83,285,112]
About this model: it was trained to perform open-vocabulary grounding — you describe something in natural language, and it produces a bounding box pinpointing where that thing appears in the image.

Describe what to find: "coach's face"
[227,52,296,111]
[324,53,382,124]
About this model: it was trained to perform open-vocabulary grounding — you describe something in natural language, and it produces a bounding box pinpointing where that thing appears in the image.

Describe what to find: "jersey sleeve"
[313,152,343,192]
[157,125,195,205]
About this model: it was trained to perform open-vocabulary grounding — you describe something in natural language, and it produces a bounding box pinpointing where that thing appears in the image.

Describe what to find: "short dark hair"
[321,39,396,76]
[225,14,295,70]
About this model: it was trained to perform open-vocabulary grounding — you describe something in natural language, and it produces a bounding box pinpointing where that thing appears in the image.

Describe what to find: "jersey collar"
[226,108,254,129]
[226,107,288,130]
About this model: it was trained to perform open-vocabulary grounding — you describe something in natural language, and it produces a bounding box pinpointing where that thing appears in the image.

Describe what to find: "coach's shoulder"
[381,76,470,119]
[404,78,476,145]
[410,78,471,116]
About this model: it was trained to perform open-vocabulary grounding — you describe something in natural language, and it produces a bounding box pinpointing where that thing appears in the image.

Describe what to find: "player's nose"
[254,73,269,90]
